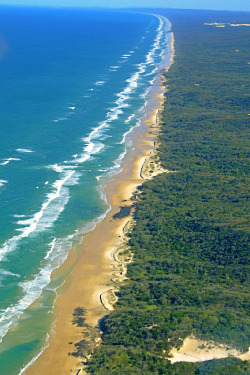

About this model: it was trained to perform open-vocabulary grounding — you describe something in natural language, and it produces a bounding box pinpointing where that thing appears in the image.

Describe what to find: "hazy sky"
[0,0,249,12]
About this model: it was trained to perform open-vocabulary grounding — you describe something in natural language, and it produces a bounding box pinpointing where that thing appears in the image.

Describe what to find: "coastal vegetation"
[86,9,250,374]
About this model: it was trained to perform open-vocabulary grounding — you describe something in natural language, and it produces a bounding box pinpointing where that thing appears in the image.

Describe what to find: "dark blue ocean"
[0,6,171,374]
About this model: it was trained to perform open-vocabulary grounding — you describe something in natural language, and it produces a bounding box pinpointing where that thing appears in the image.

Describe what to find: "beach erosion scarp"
[24,26,175,375]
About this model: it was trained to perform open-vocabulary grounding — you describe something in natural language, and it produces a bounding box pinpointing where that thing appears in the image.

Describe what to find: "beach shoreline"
[24,20,174,375]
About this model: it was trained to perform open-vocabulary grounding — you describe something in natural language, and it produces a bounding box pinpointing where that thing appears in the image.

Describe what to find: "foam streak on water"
[0,158,21,166]
[0,205,111,344]
[76,15,168,155]
[0,169,76,261]
[0,179,8,188]
[16,148,34,153]
[0,235,74,342]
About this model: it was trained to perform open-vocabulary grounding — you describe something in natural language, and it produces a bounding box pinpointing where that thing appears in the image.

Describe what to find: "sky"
[0,0,249,12]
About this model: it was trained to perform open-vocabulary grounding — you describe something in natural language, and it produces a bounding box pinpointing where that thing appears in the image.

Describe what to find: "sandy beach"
[23,24,174,375]
[169,336,250,364]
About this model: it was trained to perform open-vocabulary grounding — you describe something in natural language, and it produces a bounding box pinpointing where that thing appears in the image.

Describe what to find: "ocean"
[0,6,171,374]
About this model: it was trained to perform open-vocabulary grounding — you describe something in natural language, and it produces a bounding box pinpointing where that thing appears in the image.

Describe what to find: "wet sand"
[24,26,174,375]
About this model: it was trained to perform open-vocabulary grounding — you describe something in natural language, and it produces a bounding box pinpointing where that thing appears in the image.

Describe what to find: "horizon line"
[0,4,249,13]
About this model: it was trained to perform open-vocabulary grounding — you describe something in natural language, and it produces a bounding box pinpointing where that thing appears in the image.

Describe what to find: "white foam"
[0,158,21,166]
[102,16,170,173]
[125,114,135,124]
[74,21,168,155]
[120,130,130,145]
[44,238,56,260]
[145,66,158,77]
[0,179,112,343]
[140,16,166,74]
[140,86,151,99]
[0,269,20,279]
[0,234,75,343]
[52,117,67,123]
[0,200,113,341]
[19,334,50,375]
[0,179,7,187]
[0,268,51,342]
[94,81,105,86]
[72,140,104,164]
[16,148,34,153]
[98,147,127,184]
[0,160,10,166]
[112,151,126,172]
[50,164,63,173]
[0,169,77,262]
[120,126,135,145]
[68,106,75,110]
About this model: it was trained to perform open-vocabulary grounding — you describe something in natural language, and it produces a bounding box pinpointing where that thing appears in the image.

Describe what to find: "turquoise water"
[0,6,171,374]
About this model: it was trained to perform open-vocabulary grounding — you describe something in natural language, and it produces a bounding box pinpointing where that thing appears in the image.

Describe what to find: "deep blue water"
[0,6,171,374]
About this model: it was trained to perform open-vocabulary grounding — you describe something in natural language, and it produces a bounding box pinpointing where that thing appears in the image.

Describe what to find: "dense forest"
[86,9,250,374]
